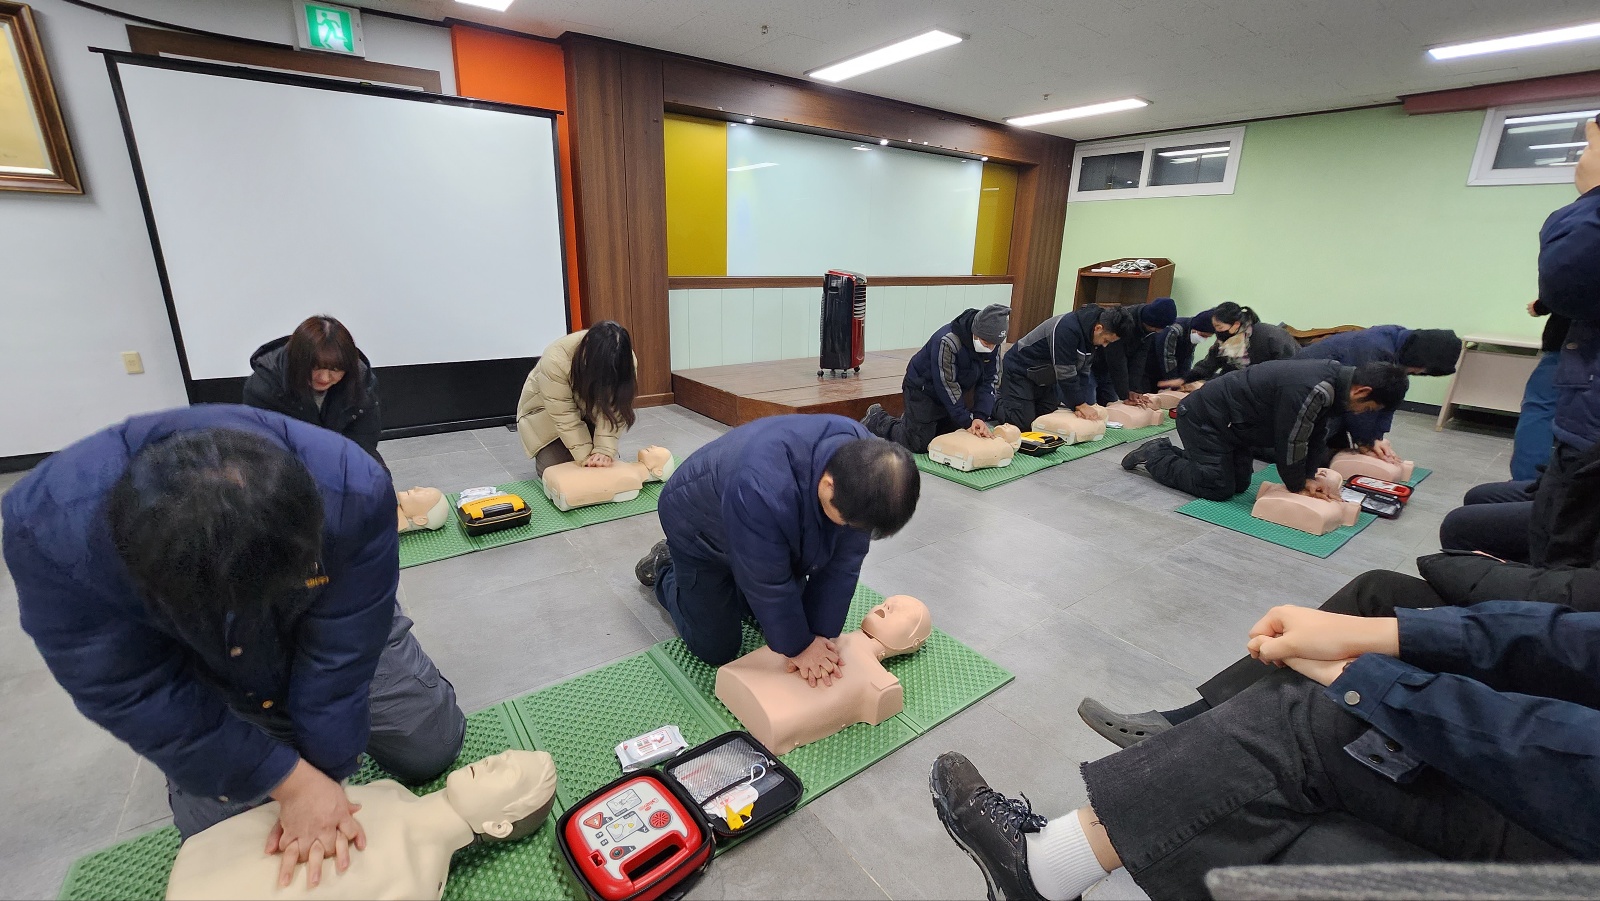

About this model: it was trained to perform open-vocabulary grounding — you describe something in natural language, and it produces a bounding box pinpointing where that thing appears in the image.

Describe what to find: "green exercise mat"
[398,480,662,569]
[63,585,1011,900]
[915,418,1176,490]
[1175,465,1432,558]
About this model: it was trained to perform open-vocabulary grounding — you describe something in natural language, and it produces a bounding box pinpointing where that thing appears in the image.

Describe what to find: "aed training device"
[1345,475,1412,503]
[1018,431,1066,456]
[456,486,533,536]
[1341,487,1403,520]
[558,732,802,901]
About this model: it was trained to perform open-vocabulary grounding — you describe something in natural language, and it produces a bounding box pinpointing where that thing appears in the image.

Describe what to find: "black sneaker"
[1120,437,1171,473]
[1077,697,1172,748]
[929,752,1047,901]
[634,539,670,587]
[861,403,888,435]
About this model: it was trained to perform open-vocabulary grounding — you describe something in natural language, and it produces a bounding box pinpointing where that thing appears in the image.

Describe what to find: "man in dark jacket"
[243,335,384,465]
[1513,299,1570,479]
[1136,308,1213,395]
[634,415,920,682]
[1090,297,1177,406]
[863,304,1009,452]
[995,305,1137,430]
[2,407,464,868]
[1295,325,1461,461]
[1122,359,1409,501]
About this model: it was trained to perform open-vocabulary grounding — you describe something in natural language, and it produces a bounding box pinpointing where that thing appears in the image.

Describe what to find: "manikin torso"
[1328,451,1414,484]
[541,446,675,511]
[1103,402,1166,428]
[715,597,932,755]
[1148,390,1187,410]
[1032,407,1107,444]
[927,424,1022,471]
[1252,469,1361,536]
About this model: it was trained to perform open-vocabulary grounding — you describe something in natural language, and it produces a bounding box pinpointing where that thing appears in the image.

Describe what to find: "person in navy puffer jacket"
[635,415,920,684]
[1295,324,1460,459]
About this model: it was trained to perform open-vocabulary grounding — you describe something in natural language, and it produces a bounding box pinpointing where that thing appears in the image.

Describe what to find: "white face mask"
[974,338,995,353]
[1190,331,1206,345]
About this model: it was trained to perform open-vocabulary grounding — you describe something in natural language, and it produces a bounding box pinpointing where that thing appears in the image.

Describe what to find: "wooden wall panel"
[1009,139,1074,337]
[1402,69,1600,115]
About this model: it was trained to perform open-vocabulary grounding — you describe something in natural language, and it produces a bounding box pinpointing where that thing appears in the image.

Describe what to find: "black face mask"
[1215,327,1238,340]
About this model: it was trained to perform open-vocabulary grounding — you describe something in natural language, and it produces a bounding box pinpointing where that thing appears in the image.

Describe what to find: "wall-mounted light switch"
[122,351,145,374]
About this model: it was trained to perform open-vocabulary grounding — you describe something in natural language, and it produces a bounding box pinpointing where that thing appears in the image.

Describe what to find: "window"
[1469,99,1598,186]
[1068,127,1245,201]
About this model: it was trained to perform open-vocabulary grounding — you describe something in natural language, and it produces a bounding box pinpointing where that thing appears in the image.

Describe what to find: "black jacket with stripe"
[1182,358,1352,492]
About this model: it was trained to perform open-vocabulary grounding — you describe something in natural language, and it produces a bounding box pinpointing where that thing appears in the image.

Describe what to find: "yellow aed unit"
[1017,431,1065,456]
[456,487,533,536]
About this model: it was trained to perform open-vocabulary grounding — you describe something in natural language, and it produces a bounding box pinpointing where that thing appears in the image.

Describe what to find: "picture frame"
[0,1,81,193]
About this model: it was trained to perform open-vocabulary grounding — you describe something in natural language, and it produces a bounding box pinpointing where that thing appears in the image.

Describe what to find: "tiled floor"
[0,406,1514,899]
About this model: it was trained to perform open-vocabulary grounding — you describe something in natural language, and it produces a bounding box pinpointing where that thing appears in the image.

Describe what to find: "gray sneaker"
[1077,697,1172,748]
[929,752,1047,901]
[634,539,670,587]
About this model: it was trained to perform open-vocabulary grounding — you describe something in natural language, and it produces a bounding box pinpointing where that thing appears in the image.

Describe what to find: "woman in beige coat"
[517,322,638,475]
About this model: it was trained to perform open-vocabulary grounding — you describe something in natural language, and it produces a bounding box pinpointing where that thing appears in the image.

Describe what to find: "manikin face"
[860,594,933,654]
[1576,119,1599,196]
[310,368,345,393]
[444,750,556,839]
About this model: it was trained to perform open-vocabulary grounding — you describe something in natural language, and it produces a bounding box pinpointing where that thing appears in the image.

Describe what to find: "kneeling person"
[863,304,1009,452]
[635,415,920,684]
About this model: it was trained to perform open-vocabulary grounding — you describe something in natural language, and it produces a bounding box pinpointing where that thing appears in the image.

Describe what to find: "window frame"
[1468,97,1599,187]
[1068,126,1246,202]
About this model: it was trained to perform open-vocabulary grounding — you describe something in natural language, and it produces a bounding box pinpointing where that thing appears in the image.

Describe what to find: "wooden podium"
[1072,257,1175,308]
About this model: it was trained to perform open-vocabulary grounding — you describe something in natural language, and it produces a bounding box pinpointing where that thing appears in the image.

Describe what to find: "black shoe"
[1077,697,1172,748]
[634,539,670,587]
[861,403,888,435]
[929,752,1047,901]
[1120,437,1171,473]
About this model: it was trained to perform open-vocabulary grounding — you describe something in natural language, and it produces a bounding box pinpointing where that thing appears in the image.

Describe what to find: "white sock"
[1025,811,1110,901]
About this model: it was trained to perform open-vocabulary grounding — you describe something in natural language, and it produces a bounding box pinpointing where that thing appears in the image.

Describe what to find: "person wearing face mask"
[1160,302,1300,390]
[244,316,383,467]
[995,305,1139,430]
[1090,297,1178,407]
[863,304,1010,453]
[1136,307,1215,395]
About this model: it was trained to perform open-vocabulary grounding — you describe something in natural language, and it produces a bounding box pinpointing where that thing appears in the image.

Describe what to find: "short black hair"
[824,437,920,539]
[1096,306,1140,342]
[107,429,324,645]
[1353,361,1410,409]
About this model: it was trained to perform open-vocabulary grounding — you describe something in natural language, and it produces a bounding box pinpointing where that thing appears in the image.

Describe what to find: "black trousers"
[1437,480,1536,563]
[995,370,1057,431]
[1084,668,1568,900]
[1144,415,1254,501]
[1529,440,1600,568]
[869,384,957,454]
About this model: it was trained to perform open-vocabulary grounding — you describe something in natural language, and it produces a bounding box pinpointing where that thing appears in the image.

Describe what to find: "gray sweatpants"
[166,607,465,838]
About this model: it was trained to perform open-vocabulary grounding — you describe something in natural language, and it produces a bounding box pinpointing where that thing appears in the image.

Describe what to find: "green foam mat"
[1176,465,1432,558]
[398,480,662,569]
[915,418,1176,490]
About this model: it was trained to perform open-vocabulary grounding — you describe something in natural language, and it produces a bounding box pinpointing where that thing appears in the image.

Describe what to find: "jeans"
[653,545,752,666]
[865,384,957,454]
[1437,480,1537,563]
[1511,352,1559,481]
[166,608,465,838]
[1144,415,1254,501]
[1083,669,1569,900]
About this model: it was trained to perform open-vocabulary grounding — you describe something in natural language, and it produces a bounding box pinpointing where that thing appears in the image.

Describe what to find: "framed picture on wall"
[0,1,81,193]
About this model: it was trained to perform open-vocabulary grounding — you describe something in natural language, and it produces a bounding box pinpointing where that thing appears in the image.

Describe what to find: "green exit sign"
[294,1,365,56]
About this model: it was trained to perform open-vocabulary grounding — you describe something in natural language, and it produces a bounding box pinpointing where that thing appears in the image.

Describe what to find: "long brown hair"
[569,321,636,430]
[285,316,362,399]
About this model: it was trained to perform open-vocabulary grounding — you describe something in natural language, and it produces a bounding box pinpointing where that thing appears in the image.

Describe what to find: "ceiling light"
[1007,98,1147,128]
[1428,20,1600,60]
[1528,141,1589,150]
[727,162,778,172]
[1158,146,1229,157]
[851,145,870,151]
[808,29,963,83]
[879,138,889,145]
[1505,109,1599,125]
[455,0,515,11]
[744,117,754,124]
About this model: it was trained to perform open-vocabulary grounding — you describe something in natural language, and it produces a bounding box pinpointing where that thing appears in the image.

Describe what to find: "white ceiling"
[368,0,1600,141]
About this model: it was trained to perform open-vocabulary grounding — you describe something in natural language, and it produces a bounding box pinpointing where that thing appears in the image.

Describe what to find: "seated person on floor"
[634,415,920,685]
[927,424,1023,471]
[397,486,451,533]
[930,600,1598,901]
[1252,468,1360,536]
[1121,359,1409,502]
[516,321,638,477]
[995,306,1138,431]
[716,595,931,755]
[1088,297,1177,409]
[863,304,1010,453]
[167,750,557,899]
[541,445,676,511]
[1437,478,1540,565]
[1159,302,1300,392]
[1297,324,1461,465]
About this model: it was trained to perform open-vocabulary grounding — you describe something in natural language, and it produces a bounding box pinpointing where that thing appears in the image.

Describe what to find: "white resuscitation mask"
[1190,331,1206,345]
[974,338,995,353]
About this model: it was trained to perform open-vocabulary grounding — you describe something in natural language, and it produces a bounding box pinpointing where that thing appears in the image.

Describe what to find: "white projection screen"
[108,55,568,415]
[726,125,983,277]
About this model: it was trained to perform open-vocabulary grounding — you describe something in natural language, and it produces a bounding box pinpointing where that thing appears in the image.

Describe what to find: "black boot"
[929,752,1047,901]
[634,539,670,587]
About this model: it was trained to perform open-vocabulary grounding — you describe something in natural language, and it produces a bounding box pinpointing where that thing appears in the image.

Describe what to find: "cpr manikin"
[397,487,450,534]
[1328,450,1415,484]
[1148,390,1186,410]
[541,446,676,512]
[166,749,558,901]
[927,424,1023,471]
[1031,406,1108,444]
[1103,402,1166,428]
[1251,469,1360,536]
[715,596,933,755]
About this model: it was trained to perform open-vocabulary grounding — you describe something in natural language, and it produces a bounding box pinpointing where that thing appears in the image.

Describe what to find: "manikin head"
[859,595,932,656]
[1576,116,1599,196]
[637,445,676,480]
[287,315,362,397]
[443,749,558,842]
[1346,361,1410,414]
[818,438,920,539]
[397,487,449,531]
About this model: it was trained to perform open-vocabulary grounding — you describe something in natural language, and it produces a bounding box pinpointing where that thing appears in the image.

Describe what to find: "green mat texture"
[398,479,662,569]
[1176,465,1432,558]
[61,586,1011,901]
[916,418,1177,490]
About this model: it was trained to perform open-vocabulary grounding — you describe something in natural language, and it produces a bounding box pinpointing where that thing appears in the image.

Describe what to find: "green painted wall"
[1057,105,1580,405]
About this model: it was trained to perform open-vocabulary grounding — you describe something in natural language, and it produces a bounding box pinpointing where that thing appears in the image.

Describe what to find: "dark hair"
[1096,305,1140,342]
[286,316,362,399]
[1353,361,1410,409]
[570,321,637,431]
[107,429,325,650]
[824,438,920,539]
[1211,303,1259,330]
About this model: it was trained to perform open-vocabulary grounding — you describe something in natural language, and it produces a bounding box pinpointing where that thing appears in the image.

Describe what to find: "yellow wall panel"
[971,162,1017,276]
[664,114,727,276]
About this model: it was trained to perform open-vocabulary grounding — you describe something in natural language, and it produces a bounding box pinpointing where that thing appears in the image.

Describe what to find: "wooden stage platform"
[671,350,915,426]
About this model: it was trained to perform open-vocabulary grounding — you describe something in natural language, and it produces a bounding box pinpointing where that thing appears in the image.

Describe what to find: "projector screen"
[109,56,568,382]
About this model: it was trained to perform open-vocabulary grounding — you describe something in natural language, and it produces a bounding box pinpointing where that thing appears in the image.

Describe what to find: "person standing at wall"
[862,304,1010,453]
[516,322,638,476]
[1512,300,1569,480]
[243,316,384,466]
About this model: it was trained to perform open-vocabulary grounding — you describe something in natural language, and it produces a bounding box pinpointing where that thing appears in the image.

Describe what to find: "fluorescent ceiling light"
[808,29,962,83]
[851,145,870,151]
[1528,141,1588,150]
[456,0,514,10]
[1158,146,1229,157]
[1007,98,1147,128]
[744,118,755,124]
[1505,109,1599,125]
[980,155,989,161]
[879,138,889,145]
[1428,20,1600,60]
[727,162,778,172]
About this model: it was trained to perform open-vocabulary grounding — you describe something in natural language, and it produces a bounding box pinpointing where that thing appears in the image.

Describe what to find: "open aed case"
[557,731,802,901]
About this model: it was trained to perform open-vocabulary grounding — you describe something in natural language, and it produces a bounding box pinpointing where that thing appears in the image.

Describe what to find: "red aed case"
[1345,475,1412,503]
[558,770,711,901]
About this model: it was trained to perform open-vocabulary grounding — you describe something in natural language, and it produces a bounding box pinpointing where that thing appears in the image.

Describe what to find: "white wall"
[0,0,455,458]
[668,283,1012,370]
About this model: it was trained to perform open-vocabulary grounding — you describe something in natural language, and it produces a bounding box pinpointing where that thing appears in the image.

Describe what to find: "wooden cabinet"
[1071,257,1175,308]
